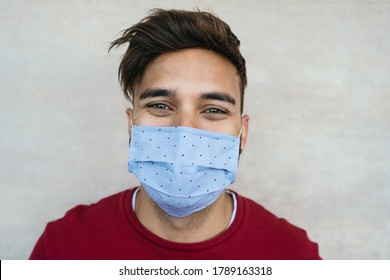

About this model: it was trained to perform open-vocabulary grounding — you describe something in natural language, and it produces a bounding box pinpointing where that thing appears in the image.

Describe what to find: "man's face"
[128,48,248,150]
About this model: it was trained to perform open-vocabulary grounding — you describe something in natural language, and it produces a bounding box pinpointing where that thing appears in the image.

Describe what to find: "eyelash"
[146,103,228,116]
[204,108,227,114]
[147,103,171,110]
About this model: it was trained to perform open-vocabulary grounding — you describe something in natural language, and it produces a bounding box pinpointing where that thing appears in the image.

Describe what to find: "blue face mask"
[128,125,240,218]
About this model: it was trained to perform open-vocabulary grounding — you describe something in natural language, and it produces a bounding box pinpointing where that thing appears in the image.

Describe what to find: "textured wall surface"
[1,0,389,259]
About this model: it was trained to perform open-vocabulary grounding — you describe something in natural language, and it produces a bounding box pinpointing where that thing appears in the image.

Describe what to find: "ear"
[126,108,133,136]
[239,114,249,152]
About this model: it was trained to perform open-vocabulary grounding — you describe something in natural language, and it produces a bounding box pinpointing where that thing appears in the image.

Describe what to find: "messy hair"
[109,8,247,112]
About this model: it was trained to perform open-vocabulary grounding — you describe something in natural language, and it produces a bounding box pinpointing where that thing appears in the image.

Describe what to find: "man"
[30,9,320,259]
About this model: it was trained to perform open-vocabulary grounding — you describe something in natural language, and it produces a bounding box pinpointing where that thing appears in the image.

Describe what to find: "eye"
[204,107,226,114]
[148,103,170,110]
[145,102,174,117]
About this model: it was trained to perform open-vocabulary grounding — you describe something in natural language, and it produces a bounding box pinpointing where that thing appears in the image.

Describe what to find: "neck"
[135,188,233,243]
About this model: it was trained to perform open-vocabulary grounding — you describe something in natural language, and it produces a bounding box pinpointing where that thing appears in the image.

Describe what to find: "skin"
[126,48,249,243]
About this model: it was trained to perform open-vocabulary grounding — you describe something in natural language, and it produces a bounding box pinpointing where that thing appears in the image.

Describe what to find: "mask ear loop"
[129,118,134,146]
[238,117,244,155]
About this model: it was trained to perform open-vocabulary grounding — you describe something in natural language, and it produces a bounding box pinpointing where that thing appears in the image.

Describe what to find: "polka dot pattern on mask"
[127,125,240,218]
[129,126,239,172]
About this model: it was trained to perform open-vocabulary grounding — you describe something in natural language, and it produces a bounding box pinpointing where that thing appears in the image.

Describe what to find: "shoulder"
[47,189,133,233]
[233,191,321,259]
[52,189,131,226]
[30,188,135,259]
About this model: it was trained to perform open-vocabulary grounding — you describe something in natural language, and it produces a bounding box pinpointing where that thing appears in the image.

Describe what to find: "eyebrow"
[139,88,236,106]
[200,92,236,106]
[139,88,176,100]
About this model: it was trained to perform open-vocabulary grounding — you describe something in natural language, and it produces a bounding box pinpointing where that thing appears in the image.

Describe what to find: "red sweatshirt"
[30,188,320,259]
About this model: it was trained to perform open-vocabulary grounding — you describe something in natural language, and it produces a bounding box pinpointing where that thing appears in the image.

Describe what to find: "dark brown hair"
[109,8,247,112]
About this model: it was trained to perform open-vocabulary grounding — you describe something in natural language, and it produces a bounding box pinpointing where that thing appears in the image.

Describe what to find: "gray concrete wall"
[1,0,389,259]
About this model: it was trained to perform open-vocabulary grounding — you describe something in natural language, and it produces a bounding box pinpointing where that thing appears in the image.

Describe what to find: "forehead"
[134,49,241,99]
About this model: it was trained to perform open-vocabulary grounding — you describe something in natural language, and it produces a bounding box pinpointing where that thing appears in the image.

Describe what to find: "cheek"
[202,120,241,137]
[134,114,172,127]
